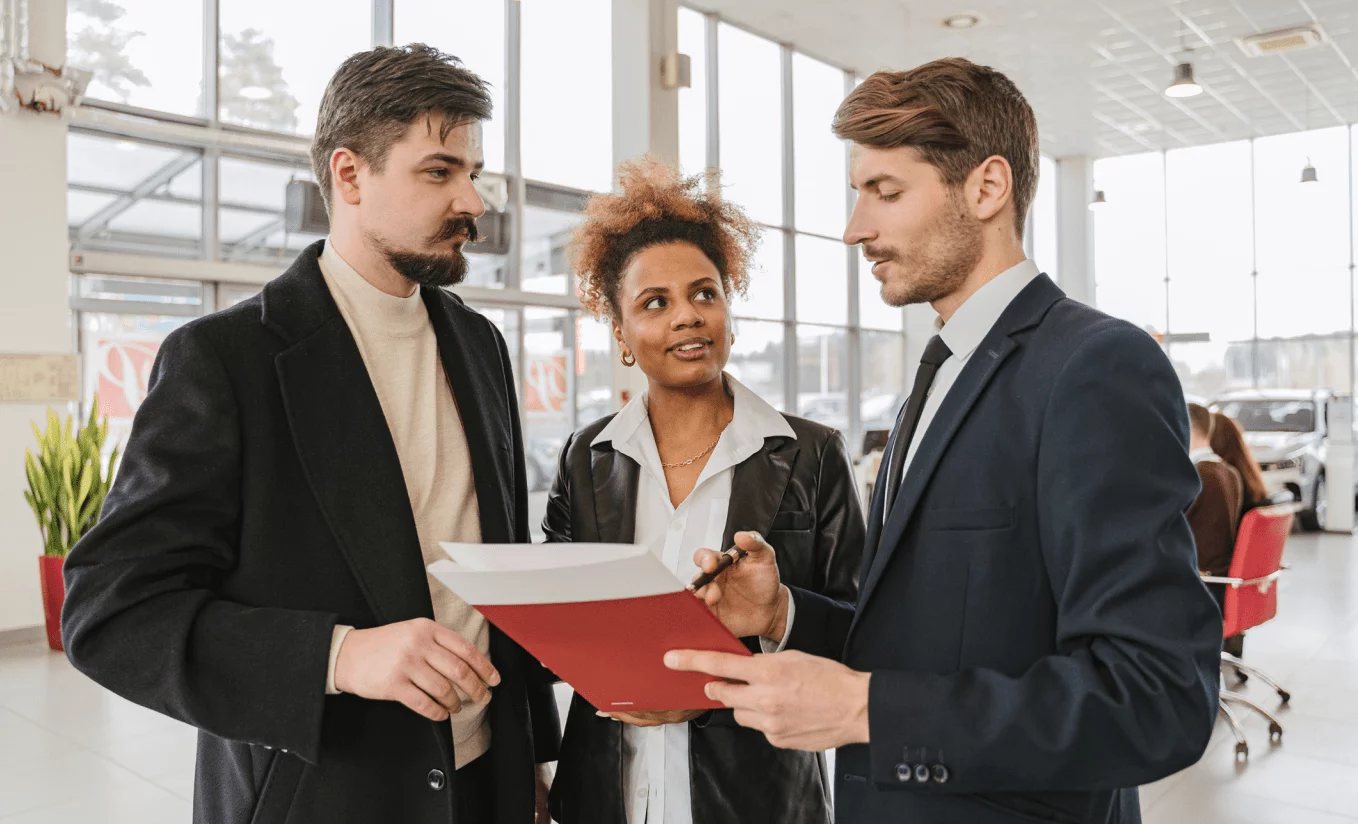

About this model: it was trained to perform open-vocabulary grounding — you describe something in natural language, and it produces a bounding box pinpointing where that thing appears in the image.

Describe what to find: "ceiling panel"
[691,0,1358,157]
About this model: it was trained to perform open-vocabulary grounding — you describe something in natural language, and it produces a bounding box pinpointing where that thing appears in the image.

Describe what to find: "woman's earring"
[621,350,636,367]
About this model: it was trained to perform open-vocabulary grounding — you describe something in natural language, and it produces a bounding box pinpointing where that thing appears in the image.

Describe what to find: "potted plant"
[22,399,119,651]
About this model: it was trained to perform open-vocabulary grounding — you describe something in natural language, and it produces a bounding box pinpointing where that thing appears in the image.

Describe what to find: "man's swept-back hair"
[833,57,1039,236]
[311,44,492,211]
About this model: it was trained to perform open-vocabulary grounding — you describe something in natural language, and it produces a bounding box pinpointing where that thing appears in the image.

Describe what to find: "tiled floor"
[1,531,1355,822]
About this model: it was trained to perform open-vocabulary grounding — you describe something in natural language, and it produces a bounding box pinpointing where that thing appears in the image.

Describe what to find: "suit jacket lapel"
[721,436,798,549]
[266,244,433,625]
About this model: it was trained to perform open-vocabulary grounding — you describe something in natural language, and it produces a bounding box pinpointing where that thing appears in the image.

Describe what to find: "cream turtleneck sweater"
[318,239,490,769]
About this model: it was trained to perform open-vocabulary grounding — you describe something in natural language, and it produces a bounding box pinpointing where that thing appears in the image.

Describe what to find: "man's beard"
[867,193,984,308]
[369,217,479,288]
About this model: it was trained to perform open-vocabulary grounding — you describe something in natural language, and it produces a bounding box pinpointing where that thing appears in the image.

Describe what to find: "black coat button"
[932,764,950,784]
[427,769,446,791]
[914,763,930,783]
[894,762,913,782]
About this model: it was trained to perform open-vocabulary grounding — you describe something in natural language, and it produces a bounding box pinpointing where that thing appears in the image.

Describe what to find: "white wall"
[0,0,71,632]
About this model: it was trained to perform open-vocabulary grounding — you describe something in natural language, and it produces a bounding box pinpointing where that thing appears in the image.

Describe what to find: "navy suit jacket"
[788,274,1222,824]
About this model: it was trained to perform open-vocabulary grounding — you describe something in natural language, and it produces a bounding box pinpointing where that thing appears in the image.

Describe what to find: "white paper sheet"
[432,542,686,605]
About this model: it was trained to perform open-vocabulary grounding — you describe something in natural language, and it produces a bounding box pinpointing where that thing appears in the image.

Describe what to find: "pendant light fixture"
[1165,62,1203,98]
[1300,84,1318,183]
[1165,12,1203,98]
[1089,190,1107,211]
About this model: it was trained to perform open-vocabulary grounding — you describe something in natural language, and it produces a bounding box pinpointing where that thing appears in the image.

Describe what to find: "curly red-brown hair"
[571,157,760,320]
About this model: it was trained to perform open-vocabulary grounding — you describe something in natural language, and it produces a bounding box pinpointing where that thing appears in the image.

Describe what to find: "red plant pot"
[38,554,66,652]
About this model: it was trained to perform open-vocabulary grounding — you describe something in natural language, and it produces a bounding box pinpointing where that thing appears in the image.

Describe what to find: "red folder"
[430,543,752,711]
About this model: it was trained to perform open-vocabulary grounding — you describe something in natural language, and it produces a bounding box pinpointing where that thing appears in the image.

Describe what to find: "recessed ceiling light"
[942,14,982,30]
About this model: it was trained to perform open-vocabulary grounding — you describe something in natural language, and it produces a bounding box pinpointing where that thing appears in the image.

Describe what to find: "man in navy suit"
[668,57,1221,823]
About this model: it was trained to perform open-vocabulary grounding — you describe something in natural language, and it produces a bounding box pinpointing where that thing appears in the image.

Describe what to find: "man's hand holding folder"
[428,542,754,713]
[670,531,874,752]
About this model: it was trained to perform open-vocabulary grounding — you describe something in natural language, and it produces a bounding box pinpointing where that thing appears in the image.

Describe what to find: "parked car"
[1211,389,1358,531]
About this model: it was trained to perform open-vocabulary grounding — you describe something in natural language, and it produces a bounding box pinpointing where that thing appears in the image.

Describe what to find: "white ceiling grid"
[692,0,1358,157]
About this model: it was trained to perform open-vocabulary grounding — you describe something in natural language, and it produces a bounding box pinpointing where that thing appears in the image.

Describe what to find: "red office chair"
[1201,503,1295,762]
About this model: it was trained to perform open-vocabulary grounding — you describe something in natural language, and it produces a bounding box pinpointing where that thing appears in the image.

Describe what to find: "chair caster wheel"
[1235,742,1249,763]
[1269,723,1283,744]
[1278,690,1291,705]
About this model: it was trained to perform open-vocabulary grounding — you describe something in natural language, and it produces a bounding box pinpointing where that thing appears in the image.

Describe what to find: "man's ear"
[332,148,363,207]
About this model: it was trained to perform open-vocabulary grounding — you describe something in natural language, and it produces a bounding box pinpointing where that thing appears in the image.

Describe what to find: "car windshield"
[1217,400,1317,434]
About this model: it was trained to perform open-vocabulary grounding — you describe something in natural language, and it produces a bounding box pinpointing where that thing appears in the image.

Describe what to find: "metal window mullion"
[1349,125,1355,400]
[503,0,526,420]
[203,0,219,123]
[505,0,524,295]
[780,44,797,414]
[202,149,220,262]
[565,310,579,430]
[704,12,719,176]
[373,0,394,46]
[1161,150,1170,358]
[71,273,84,421]
[843,69,861,448]
[68,297,204,318]
[1250,137,1259,388]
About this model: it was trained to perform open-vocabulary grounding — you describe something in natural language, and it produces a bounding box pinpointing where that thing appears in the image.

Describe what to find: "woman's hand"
[691,531,789,641]
[598,709,707,727]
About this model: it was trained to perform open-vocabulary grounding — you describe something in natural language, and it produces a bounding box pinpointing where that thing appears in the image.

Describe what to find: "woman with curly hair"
[541,158,864,824]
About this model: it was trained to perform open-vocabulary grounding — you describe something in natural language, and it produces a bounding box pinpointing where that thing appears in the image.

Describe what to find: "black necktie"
[884,335,953,515]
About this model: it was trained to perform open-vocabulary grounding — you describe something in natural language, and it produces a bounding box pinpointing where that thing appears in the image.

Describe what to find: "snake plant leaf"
[76,466,93,512]
[105,445,121,489]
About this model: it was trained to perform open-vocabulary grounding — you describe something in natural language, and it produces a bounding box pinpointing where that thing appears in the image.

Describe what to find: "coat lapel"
[721,436,798,549]
[590,445,640,544]
[265,243,433,625]
[851,275,1066,626]
[423,290,518,544]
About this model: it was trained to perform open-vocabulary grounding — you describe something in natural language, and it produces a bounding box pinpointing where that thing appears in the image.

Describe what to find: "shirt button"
[932,764,950,784]
[895,762,913,782]
[914,764,931,783]
[427,769,446,791]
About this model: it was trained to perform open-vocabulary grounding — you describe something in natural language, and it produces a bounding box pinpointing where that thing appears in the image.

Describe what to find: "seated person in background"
[1187,403,1243,578]
[1210,411,1270,515]
[1207,409,1264,660]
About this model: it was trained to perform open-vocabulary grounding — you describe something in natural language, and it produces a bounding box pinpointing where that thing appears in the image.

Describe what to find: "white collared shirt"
[591,375,796,824]
[1190,447,1221,464]
[896,259,1042,486]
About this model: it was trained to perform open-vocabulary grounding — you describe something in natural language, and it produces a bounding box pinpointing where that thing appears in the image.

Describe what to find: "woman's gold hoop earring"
[621,351,636,367]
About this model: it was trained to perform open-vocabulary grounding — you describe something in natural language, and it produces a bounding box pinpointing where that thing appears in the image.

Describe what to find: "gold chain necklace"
[661,434,723,469]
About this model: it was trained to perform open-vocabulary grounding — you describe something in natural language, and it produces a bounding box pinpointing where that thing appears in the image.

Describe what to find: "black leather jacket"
[542,410,865,824]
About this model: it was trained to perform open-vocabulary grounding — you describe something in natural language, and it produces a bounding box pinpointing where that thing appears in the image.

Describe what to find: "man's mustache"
[862,244,898,263]
[428,217,479,245]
